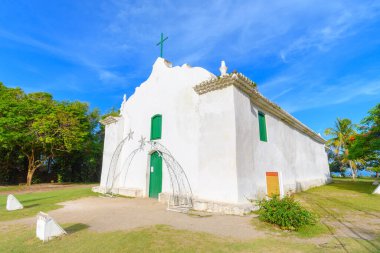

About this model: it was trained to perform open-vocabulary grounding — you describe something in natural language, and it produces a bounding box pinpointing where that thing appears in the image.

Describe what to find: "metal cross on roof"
[156,33,168,57]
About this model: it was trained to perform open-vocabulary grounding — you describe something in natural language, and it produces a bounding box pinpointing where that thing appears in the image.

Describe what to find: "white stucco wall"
[100,119,124,189]
[100,58,215,198]
[233,87,330,201]
[197,85,239,203]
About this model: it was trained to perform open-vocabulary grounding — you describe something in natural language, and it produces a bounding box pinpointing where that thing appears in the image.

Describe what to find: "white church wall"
[197,85,239,203]
[100,119,124,189]
[232,87,330,201]
[233,87,257,202]
[100,58,215,198]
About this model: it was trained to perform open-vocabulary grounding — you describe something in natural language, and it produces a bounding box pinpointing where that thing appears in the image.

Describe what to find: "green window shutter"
[258,111,267,142]
[150,114,162,140]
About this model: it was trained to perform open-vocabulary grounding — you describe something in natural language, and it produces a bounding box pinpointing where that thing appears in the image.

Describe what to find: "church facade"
[94,58,330,215]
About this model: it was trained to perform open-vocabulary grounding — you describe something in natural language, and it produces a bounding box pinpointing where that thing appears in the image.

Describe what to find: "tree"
[52,108,103,182]
[0,83,27,183]
[0,84,92,185]
[349,103,380,178]
[324,118,361,179]
[327,149,345,176]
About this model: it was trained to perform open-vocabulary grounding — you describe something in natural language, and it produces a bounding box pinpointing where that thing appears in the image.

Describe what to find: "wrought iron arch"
[104,137,193,212]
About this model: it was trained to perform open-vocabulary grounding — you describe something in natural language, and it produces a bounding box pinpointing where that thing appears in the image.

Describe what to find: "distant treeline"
[0,82,115,185]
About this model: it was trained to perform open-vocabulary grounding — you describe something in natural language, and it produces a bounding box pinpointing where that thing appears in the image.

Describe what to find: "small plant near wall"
[257,195,316,231]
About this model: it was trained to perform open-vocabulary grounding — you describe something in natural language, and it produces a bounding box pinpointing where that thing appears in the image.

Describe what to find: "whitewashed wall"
[100,119,124,189]
[197,85,239,203]
[233,87,330,202]
[100,58,215,198]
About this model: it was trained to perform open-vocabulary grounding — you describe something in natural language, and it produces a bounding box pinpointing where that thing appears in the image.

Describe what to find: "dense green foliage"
[349,104,380,178]
[325,103,380,178]
[324,118,360,178]
[257,195,316,231]
[0,82,105,184]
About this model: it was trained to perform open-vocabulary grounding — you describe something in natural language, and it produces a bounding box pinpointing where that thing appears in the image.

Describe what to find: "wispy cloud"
[0,28,127,88]
[279,3,380,62]
[0,0,379,114]
[262,71,380,113]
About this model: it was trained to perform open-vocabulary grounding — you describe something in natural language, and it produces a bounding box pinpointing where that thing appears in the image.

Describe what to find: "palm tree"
[324,118,360,179]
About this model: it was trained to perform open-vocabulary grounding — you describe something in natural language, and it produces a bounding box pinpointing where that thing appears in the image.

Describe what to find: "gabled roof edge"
[193,74,326,144]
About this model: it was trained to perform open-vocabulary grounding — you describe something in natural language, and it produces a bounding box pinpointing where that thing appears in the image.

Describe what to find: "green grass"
[0,185,26,192]
[1,224,379,253]
[0,179,380,252]
[252,178,380,240]
[0,187,96,222]
[1,224,371,253]
[296,178,380,217]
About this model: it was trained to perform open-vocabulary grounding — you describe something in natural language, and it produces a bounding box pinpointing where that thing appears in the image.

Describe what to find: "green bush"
[257,195,316,231]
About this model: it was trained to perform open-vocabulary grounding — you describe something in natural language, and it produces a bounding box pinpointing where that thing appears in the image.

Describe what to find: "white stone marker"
[373,184,380,195]
[36,212,66,242]
[6,194,23,211]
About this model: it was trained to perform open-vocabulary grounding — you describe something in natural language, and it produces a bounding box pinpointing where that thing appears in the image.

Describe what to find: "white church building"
[94,58,330,215]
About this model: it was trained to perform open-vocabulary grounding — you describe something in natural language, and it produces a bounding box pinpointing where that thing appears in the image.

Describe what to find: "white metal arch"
[105,137,193,212]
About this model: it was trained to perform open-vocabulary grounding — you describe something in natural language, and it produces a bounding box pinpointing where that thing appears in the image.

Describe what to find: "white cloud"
[279,3,380,62]
[1,0,380,111]
[262,72,380,113]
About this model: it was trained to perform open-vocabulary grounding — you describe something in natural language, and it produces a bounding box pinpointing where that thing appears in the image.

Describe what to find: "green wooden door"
[149,152,162,198]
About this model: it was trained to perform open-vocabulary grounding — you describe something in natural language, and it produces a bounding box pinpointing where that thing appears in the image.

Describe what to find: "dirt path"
[1,196,265,240]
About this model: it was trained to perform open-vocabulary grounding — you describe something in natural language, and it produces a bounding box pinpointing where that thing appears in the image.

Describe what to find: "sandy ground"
[1,196,265,239]
[1,195,378,247]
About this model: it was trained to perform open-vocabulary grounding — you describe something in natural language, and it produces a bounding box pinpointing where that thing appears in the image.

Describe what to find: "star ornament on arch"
[127,129,134,141]
[138,136,146,150]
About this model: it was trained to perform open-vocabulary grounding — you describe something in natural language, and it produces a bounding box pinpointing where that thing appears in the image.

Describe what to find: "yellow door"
[266,172,280,197]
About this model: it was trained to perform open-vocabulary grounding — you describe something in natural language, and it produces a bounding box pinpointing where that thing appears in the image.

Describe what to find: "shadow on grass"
[64,223,89,234]
[19,196,56,203]
[24,204,40,208]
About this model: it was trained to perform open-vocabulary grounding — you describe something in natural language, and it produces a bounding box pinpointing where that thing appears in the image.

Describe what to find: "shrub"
[257,195,316,231]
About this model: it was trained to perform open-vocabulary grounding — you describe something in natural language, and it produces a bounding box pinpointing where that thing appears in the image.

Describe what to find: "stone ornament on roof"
[100,116,120,126]
[193,72,257,95]
[219,60,228,76]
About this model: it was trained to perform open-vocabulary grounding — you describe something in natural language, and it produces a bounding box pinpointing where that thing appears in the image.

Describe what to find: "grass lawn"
[2,224,378,253]
[0,185,26,192]
[251,178,380,252]
[0,179,379,252]
[296,178,380,216]
[0,186,97,222]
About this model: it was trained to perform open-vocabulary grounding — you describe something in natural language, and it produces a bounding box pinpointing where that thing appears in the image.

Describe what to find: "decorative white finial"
[219,60,228,76]
[123,94,127,102]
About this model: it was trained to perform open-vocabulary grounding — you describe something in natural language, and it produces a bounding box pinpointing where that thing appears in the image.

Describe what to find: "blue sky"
[1,0,380,136]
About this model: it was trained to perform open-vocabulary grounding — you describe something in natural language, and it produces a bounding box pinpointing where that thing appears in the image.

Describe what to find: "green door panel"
[149,152,162,198]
